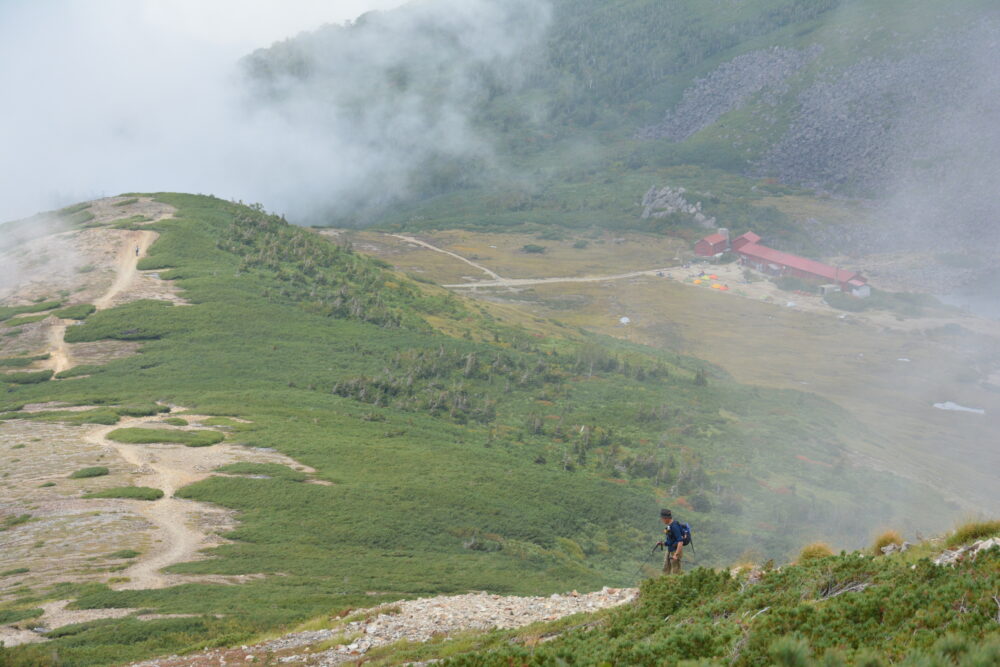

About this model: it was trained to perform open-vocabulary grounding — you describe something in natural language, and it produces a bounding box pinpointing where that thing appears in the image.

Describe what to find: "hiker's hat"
[660,508,672,518]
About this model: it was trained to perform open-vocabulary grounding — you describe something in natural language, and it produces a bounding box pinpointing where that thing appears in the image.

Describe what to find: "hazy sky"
[0,0,408,222]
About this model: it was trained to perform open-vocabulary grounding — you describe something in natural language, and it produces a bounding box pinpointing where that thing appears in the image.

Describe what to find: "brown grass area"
[345,229,688,284]
[519,278,1000,507]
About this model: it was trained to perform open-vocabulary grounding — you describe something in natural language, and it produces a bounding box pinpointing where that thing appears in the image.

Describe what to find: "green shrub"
[70,466,110,479]
[38,481,56,488]
[572,240,589,249]
[54,304,97,320]
[55,364,106,380]
[0,607,43,624]
[117,404,171,417]
[0,354,49,368]
[114,198,140,207]
[107,428,224,447]
[105,549,140,559]
[946,519,1000,547]
[3,314,50,328]
[0,567,29,576]
[163,417,188,426]
[84,487,164,501]
[522,244,546,254]
[1,514,32,530]
[0,301,62,322]
[63,299,175,342]
[3,370,54,385]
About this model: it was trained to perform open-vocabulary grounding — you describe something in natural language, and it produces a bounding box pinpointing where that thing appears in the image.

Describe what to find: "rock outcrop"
[640,46,821,142]
[641,185,715,228]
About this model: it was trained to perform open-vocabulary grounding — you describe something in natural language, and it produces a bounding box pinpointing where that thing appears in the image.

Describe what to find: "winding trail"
[391,234,504,281]
[83,418,211,590]
[38,229,213,590]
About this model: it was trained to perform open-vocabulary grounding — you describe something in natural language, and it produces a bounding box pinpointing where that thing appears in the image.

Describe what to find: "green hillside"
[0,194,953,664]
[244,0,1000,251]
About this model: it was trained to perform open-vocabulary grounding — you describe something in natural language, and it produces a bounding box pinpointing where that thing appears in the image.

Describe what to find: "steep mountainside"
[243,0,1000,254]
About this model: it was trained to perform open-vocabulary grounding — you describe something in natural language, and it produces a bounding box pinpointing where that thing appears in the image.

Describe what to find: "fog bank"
[0,0,547,224]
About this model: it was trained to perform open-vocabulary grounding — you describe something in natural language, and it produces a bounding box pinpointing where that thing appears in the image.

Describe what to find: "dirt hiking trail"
[41,228,156,376]
[84,418,223,590]
[392,234,503,280]
[94,229,158,310]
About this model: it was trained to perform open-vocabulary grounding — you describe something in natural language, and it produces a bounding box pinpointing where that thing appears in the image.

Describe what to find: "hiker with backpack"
[657,508,689,574]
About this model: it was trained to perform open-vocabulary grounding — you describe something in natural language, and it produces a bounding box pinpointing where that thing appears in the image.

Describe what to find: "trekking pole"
[631,542,662,582]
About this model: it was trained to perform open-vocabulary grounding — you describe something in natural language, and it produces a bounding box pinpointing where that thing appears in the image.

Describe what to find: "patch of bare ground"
[0,420,153,602]
[1,410,321,645]
[0,316,52,359]
[65,339,143,367]
[86,196,174,226]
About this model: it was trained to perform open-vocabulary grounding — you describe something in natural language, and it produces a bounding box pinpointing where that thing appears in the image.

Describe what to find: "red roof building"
[731,231,761,252]
[695,233,729,257]
[736,243,866,290]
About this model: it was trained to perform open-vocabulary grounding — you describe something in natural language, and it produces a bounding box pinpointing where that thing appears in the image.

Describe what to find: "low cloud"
[0,0,550,224]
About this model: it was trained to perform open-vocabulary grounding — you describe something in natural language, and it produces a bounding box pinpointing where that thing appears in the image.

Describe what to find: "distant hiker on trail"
[658,508,685,574]
[135,246,140,256]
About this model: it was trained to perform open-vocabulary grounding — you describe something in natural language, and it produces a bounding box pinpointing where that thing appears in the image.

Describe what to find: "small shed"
[695,233,729,257]
[848,279,871,298]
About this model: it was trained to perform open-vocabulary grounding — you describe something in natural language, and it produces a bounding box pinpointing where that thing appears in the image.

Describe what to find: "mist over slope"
[243,0,1000,252]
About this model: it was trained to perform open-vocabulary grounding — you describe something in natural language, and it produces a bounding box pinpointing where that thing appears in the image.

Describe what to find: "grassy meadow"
[0,194,956,664]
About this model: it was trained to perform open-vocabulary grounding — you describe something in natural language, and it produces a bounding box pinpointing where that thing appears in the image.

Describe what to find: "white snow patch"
[932,401,985,415]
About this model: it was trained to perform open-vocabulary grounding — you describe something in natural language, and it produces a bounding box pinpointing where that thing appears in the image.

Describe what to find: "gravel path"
[127,587,638,666]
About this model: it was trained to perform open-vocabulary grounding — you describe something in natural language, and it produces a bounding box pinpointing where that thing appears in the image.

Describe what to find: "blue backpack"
[677,521,692,546]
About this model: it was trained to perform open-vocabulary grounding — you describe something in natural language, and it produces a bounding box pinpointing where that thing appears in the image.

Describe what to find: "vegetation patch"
[3,370,54,385]
[946,519,1000,547]
[0,607,44,624]
[1,514,32,531]
[70,466,110,479]
[0,354,50,368]
[64,299,175,342]
[0,567,30,577]
[55,364,106,380]
[107,427,225,447]
[797,541,834,563]
[84,487,164,501]
[3,313,50,328]
[0,301,61,322]
[54,303,97,320]
[105,550,140,559]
